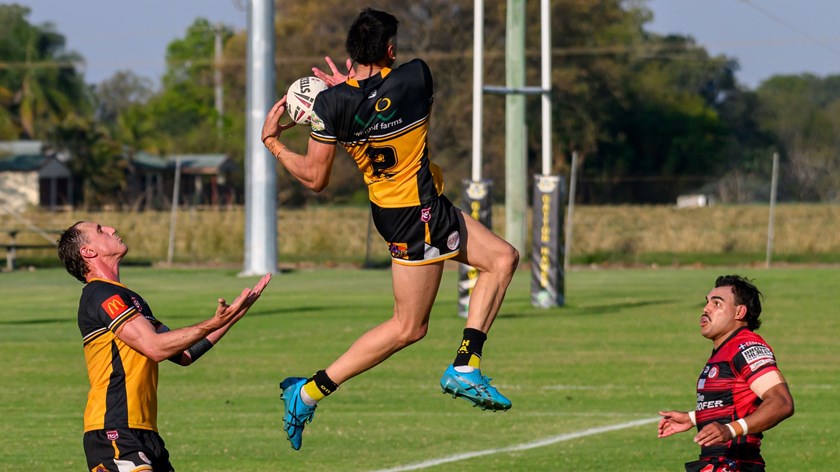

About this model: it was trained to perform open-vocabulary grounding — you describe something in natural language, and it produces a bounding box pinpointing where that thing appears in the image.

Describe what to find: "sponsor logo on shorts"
[389,242,409,259]
[106,429,119,441]
[137,451,151,464]
[101,295,129,320]
[420,207,431,223]
[447,231,460,250]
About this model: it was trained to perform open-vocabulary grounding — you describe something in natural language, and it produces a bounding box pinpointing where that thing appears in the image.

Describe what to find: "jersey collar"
[347,67,392,88]
[87,277,127,288]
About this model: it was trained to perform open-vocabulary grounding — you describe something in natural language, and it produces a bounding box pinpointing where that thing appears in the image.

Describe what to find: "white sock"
[299,386,318,406]
[454,365,475,373]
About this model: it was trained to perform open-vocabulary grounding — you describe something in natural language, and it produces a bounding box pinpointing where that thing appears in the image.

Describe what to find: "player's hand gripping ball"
[286,76,327,125]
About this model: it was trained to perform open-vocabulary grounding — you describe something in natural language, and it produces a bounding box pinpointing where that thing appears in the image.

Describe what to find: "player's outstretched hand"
[214,274,272,326]
[261,98,297,143]
[657,410,694,438]
[313,56,355,87]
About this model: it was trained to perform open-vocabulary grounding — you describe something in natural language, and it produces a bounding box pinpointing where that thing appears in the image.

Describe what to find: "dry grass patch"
[2,203,838,266]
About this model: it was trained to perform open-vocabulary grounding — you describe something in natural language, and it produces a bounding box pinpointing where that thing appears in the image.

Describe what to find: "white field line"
[370,416,660,472]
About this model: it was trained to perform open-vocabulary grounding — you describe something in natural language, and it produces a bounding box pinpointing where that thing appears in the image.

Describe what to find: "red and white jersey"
[694,327,780,465]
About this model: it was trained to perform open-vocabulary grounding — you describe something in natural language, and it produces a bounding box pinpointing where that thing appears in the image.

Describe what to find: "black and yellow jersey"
[310,58,444,208]
[77,279,161,433]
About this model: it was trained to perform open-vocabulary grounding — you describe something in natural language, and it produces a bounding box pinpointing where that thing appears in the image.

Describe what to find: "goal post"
[459,0,564,314]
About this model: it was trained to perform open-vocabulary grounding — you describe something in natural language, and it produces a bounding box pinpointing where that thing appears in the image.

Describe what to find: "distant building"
[0,141,72,211]
[126,152,239,209]
[676,193,715,209]
[1,142,239,211]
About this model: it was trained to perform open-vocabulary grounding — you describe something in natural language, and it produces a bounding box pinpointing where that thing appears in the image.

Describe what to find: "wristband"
[725,423,737,438]
[186,338,214,362]
[730,418,745,436]
[265,137,286,158]
[737,418,749,436]
[688,410,697,426]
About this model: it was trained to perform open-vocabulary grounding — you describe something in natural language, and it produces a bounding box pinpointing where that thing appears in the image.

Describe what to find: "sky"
[15,0,840,89]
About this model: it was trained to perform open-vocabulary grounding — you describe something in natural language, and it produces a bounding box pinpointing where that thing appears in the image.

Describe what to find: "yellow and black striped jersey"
[310,58,444,208]
[77,279,161,433]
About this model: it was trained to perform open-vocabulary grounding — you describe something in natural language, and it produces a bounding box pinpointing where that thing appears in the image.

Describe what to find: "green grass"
[1,266,837,471]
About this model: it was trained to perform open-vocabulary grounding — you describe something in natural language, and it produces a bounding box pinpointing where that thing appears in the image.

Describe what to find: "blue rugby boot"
[439,364,512,411]
[280,377,317,450]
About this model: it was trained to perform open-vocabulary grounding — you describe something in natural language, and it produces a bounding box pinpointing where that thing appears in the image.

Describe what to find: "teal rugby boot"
[439,364,512,411]
[280,377,317,450]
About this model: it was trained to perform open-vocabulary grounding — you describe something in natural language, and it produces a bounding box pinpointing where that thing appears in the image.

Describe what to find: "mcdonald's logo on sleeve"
[101,295,129,320]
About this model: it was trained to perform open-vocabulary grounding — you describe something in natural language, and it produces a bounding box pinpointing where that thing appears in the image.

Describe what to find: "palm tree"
[0,4,90,139]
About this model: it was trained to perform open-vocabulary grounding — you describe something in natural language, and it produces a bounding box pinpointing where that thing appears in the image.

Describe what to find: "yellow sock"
[303,380,326,402]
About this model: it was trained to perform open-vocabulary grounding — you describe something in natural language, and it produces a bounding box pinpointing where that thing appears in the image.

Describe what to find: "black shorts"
[371,195,462,266]
[84,428,173,472]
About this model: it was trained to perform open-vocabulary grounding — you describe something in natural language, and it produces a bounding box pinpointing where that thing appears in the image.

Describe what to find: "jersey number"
[368,146,397,179]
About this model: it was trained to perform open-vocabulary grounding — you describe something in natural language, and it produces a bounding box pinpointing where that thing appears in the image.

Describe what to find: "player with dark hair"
[58,221,270,471]
[658,275,794,472]
[261,8,519,450]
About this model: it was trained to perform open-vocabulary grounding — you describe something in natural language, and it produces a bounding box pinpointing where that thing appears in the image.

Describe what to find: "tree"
[146,18,234,154]
[0,4,89,139]
[94,70,154,127]
[756,74,840,201]
[49,116,126,210]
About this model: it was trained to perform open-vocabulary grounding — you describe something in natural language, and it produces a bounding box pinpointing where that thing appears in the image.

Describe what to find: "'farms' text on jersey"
[77,279,162,433]
[310,58,444,208]
[694,327,780,466]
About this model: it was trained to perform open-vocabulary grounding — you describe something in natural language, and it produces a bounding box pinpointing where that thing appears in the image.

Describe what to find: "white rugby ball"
[286,76,327,125]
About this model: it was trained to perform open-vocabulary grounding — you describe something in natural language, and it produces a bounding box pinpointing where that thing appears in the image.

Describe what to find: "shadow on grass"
[497,297,679,319]
[0,317,75,325]
[159,305,327,320]
[571,298,680,316]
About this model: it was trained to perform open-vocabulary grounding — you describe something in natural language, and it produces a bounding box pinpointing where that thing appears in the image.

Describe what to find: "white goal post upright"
[460,0,564,315]
[458,0,492,318]
[530,0,565,308]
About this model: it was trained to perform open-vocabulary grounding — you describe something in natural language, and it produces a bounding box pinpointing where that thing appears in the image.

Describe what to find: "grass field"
[1,265,837,471]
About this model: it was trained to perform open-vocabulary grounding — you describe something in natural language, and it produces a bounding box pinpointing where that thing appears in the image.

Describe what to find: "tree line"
[1,0,838,208]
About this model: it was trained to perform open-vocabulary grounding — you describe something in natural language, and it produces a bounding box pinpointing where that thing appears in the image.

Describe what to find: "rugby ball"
[286,76,327,125]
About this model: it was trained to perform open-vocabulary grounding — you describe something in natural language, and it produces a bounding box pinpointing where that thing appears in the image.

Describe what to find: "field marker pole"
[167,157,181,265]
[765,152,779,268]
[564,151,578,272]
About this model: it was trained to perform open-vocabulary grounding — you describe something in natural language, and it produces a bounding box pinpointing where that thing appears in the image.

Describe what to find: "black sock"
[303,369,339,402]
[453,328,487,368]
